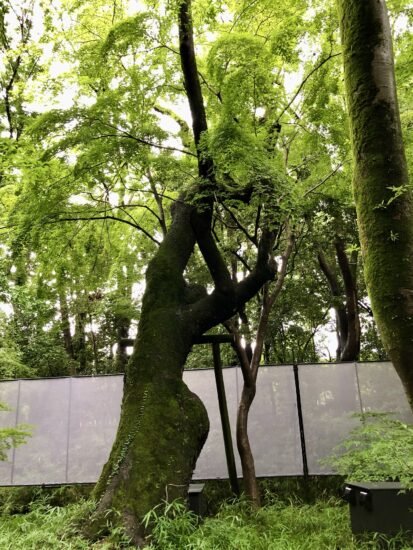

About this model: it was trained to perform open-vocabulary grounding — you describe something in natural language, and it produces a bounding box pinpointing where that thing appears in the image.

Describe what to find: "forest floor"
[0,493,412,549]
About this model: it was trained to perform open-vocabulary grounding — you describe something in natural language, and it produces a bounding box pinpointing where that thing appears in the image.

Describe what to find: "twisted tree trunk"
[90,1,278,543]
[92,203,209,546]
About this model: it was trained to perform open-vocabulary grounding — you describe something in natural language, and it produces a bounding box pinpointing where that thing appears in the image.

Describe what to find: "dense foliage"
[326,412,413,489]
[0,402,31,461]
[0,0,410,379]
[0,0,412,546]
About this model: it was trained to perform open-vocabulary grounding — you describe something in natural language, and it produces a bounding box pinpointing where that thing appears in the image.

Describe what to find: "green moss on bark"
[88,199,211,546]
[337,0,413,406]
[91,376,208,545]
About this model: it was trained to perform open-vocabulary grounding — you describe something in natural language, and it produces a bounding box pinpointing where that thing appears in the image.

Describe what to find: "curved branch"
[219,202,257,245]
[44,214,161,244]
[88,132,196,157]
[231,250,252,273]
[195,222,234,294]
[276,52,341,124]
[304,162,346,197]
[187,228,278,333]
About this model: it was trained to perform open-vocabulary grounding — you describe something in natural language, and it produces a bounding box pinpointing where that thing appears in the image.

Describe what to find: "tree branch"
[250,228,295,380]
[195,224,234,294]
[224,320,254,388]
[153,105,192,150]
[87,131,196,157]
[147,169,167,237]
[187,228,278,334]
[276,52,341,124]
[44,214,161,244]
[303,162,345,197]
[231,249,252,273]
[178,0,213,179]
[219,202,257,245]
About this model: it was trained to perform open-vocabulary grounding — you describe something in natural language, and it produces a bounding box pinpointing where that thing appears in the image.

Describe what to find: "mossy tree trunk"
[92,203,210,547]
[91,1,278,545]
[337,0,413,408]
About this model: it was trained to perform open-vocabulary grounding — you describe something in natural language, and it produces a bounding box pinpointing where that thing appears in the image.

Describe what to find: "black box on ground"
[343,482,413,536]
[188,483,206,517]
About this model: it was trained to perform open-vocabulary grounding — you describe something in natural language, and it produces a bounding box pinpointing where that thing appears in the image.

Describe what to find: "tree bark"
[317,243,360,361]
[91,200,277,543]
[334,239,360,361]
[90,1,279,543]
[237,384,260,503]
[58,287,75,374]
[229,230,294,506]
[317,249,348,358]
[337,0,413,407]
[91,202,209,546]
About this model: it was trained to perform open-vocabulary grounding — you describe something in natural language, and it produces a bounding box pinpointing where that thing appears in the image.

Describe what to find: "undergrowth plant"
[1,494,412,549]
[0,497,134,549]
[142,497,412,550]
[325,412,413,488]
[143,499,199,549]
[0,402,32,461]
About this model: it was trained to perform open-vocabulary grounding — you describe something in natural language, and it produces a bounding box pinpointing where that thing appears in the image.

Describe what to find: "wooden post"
[212,342,239,496]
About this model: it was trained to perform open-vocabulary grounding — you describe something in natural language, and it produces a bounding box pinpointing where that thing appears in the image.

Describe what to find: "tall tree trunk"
[58,287,75,375]
[237,385,260,503]
[230,231,294,506]
[90,1,279,543]
[317,249,349,358]
[73,311,87,373]
[318,242,360,362]
[337,0,413,407]
[91,203,209,546]
[91,203,276,543]
[317,243,361,361]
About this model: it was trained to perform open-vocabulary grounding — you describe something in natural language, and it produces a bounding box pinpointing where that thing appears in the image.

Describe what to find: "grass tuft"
[0,494,412,549]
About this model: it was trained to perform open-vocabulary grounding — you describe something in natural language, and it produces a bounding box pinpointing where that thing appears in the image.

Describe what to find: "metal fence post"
[293,364,309,478]
[212,343,239,495]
